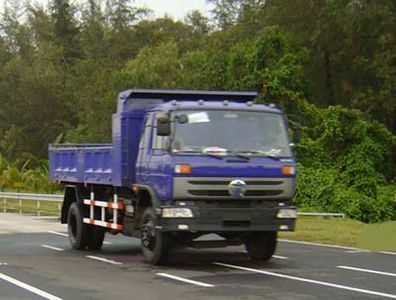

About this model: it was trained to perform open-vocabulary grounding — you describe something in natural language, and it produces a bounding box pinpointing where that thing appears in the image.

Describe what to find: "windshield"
[171,110,292,157]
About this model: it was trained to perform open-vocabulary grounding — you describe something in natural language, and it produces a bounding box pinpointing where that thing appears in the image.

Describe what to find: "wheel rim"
[141,219,155,250]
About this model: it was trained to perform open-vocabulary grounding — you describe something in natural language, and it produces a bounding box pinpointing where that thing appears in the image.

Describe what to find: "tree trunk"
[323,49,334,106]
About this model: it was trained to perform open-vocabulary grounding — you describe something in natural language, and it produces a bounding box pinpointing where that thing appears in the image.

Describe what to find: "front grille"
[246,190,283,196]
[174,177,294,200]
[187,180,282,186]
[189,190,229,196]
[188,190,283,197]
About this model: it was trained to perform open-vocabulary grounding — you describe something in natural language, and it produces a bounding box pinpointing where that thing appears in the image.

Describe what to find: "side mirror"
[157,117,171,136]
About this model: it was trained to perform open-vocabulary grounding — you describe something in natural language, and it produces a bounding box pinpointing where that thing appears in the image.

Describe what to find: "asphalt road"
[0,213,395,300]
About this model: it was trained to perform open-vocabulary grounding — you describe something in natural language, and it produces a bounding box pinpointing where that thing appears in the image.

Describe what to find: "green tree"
[50,0,81,65]
[123,41,181,88]
[185,10,211,35]
[79,0,106,59]
[104,0,150,61]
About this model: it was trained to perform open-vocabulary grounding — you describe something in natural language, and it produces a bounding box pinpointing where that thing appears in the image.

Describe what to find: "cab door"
[144,113,172,201]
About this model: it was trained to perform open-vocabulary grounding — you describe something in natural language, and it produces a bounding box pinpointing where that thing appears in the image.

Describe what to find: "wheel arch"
[134,184,160,209]
[61,184,85,224]
[133,184,160,227]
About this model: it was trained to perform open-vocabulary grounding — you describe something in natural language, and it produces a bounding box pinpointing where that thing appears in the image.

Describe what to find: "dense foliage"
[0,0,395,222]
[294,103,396,222]
[0,153,60,193]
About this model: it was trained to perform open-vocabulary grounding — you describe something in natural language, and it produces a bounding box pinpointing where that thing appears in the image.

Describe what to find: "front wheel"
[140,208,171,265]
[67,202,90,250]
[245,231,277,261]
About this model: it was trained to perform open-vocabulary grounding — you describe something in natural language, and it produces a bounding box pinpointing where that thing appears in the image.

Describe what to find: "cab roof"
[154,100,282,114]
[117,89,259,113]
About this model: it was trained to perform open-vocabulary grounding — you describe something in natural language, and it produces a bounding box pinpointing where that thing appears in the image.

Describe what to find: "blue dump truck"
[49,89,297,264]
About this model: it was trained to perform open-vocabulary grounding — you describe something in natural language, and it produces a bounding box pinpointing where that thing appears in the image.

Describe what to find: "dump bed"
[49,144,114,185]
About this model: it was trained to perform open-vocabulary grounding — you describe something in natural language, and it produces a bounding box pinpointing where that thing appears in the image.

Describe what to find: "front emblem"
[228,179,247,198]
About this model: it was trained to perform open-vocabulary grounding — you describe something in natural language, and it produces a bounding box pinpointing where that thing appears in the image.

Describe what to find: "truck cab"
[49,89,297,264]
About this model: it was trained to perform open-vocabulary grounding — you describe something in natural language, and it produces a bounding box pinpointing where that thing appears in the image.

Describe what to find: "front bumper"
[159,201,296,233]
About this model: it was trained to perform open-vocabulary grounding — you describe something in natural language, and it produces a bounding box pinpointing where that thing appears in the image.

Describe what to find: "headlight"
[277,208,297,219]
[162,208,194,218]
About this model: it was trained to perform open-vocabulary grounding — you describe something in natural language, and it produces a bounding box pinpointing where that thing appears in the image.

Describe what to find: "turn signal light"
[282,166,296,175]
[174,164,192,174]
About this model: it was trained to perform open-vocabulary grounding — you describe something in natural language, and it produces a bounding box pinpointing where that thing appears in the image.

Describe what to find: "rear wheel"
[245,231,277,261]
[87,226,105,250]
[141,208,171,265]
[67,202,90,250]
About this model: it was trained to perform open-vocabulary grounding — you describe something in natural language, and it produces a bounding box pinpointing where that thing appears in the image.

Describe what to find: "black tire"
[140,208,171,265]
[245,231,277,261]
[67,202,90,250]
[87,226,105,250]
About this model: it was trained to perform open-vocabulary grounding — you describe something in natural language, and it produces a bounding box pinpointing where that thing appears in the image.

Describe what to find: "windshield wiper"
[173,149,224,159]
[226,150,250,160]
[237,150,281,161]
[203,152,225,159]
[176,149,251,160]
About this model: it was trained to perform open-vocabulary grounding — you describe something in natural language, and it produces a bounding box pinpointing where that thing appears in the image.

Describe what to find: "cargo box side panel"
[82,146,113,184]
[49,145,113,185]
[49,147,80,182]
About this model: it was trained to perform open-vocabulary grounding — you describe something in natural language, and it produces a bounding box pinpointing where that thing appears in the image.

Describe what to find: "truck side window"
[153,114,168,150]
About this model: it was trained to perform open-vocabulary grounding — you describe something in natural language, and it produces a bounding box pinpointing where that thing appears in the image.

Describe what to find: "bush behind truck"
[49,89,297,265]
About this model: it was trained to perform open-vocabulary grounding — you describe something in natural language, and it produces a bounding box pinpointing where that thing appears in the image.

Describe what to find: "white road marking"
[47,231,112,245]
[41,245,64,252]
[281,239,396,256]
[156,273,214,287]
[338,266,396,277]
[0,272,63,300]
[0,263,8,266]
[47,231,68,237]
[273,255,288,260]
[379,251,396,256]
[86,255,122,265]
[214,262,396,299]
[279,239,360,251]
[345,250,371,253]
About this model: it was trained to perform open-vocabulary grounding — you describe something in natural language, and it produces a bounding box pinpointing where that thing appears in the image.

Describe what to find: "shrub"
[293,104,396,223]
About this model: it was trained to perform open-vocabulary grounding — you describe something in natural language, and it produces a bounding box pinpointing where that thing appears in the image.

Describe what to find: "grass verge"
[280,216,396,252]
[1,199,61,216]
